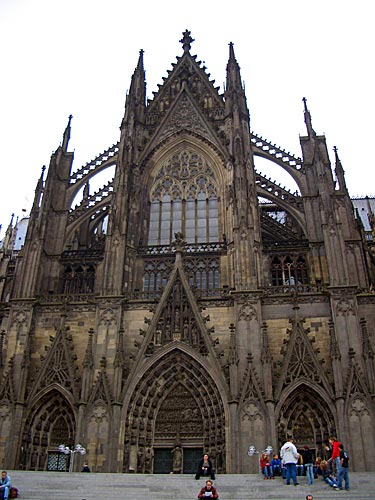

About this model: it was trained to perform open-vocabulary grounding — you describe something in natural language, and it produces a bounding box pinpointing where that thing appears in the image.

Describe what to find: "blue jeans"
[285,463,298,485]
[338,467,349,490]
[0,485,9,500]
[305,463,314,485]
[324,476,338,488]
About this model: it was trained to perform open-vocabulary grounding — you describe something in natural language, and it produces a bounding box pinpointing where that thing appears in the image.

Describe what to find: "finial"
[180,29,194,54]
[302,97,315,137]
[137,49,144,69]
[229,42,235,60]
[62,114,73,152]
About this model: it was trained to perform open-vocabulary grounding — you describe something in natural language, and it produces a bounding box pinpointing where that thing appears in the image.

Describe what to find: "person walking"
[280,437,300,486]
[337,443,350,491]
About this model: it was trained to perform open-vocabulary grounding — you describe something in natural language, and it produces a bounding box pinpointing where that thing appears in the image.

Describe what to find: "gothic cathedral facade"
[1,31,375,473]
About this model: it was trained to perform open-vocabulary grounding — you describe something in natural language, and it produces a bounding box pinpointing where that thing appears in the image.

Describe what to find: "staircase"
[7,471,375,500]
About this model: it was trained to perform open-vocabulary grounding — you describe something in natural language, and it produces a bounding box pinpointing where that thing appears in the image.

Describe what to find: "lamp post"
[248,444,273,473]
[59,444,86,472]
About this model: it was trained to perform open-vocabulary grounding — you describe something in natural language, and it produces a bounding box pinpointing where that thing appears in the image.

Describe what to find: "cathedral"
[1,30,375,474]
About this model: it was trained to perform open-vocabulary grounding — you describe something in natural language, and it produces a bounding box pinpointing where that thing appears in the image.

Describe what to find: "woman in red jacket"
[197,480,219,499]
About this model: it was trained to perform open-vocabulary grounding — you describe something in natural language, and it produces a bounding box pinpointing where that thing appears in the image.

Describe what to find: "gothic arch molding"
[275,379,335,418]
[121,346,227,473]
[141,134,227,189]
[19,387,76,471]
[26,382,78,414]
[275,382,336,454]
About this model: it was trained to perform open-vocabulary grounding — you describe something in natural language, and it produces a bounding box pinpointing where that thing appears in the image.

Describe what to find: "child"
[270,454,281,476]
[337,443,350,491]
[260,453,274,479]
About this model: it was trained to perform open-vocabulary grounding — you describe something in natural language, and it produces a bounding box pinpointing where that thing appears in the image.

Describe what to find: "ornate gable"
[89,362,113,405]
[144,31,225,150]
[28,323,80,401]
[275,306,333,399]
[132,247,224,369]
[345,348,372,400]
[239,354,266,407]
[0,357,16,404]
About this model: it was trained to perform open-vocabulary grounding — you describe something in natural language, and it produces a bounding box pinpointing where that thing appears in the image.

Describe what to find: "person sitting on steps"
[197,480,219,499]
[0,471,11,500]
[195,454,215,480]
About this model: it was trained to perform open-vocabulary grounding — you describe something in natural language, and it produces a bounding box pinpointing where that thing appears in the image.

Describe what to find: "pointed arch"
[276,381,336,456]
[121,346,227,473]
[19,387,76,471]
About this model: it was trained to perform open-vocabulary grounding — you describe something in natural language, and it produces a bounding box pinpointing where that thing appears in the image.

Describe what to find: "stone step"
[6,471,375,500]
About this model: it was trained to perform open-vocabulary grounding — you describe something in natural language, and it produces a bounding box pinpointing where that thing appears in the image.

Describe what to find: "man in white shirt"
[280,438,300,486]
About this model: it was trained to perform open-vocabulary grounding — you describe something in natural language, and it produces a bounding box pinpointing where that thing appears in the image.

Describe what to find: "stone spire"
[334,146,348,193]
[302,97,316,138]
[225,42,248,120]
[62,114,72,153]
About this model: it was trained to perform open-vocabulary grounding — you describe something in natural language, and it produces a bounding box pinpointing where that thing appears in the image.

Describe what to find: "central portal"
[154,447,203,474]
[153,383,204,473]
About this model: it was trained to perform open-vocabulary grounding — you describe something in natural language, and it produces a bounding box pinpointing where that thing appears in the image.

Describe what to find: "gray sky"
[1,0,374,238]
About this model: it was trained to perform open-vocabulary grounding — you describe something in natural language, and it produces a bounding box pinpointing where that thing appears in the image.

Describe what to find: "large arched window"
[148,150,219,245]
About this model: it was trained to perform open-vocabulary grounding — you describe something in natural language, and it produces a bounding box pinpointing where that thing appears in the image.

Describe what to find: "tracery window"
[143,260,173,292]
[185,257,220,290]
[63,264,96,294]
[148,150,219,245]
[271,255,309,286]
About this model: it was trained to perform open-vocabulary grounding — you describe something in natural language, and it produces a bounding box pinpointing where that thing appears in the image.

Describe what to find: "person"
[328,436,341,474]
[280,437,300,486]
[306,496,313,500]
[337,443,350,491]
[195,454,215,480]
[171,444,183,474]
[270,454,281,476]
[319,460,339,489]
[302,446,314,485]
[197,480,219,499]
[81,463,91,472]
[259,452,273,479]
[0,471,11,500]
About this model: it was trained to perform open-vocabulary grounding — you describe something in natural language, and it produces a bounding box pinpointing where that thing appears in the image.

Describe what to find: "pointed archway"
[276,384,336,459]
[19,389,76,471]
[123,348,226,474]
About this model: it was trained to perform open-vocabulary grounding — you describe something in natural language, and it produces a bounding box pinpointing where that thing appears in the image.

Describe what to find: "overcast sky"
[1,0,374,238]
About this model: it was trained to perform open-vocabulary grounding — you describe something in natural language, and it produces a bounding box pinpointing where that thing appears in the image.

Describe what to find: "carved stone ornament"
[238,303,257,322]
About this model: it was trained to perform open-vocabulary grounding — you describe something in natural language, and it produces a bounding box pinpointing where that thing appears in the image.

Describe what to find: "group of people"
[259,436,349,491]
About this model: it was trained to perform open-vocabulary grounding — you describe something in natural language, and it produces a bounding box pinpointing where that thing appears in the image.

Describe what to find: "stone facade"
[1,31,375,473]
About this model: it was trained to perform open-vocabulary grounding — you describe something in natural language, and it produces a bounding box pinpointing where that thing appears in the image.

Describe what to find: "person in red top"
[197,480,219,499]
[259,452,274,479]
[328,436,341,474]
